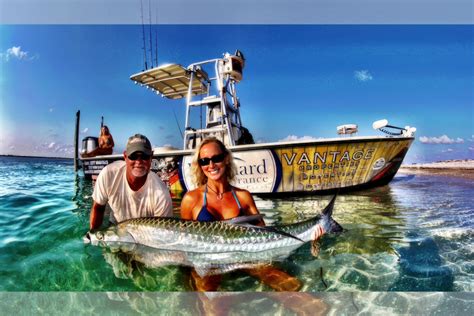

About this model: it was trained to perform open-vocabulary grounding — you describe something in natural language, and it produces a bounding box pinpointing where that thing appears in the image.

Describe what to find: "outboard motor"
[81,136,99,155]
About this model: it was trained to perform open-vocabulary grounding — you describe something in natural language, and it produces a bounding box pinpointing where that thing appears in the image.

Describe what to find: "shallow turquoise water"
[0,156,472,292]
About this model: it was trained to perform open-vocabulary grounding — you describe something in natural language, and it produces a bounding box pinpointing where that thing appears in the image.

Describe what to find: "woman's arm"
[237,189,265,226]
[180,191,199,220]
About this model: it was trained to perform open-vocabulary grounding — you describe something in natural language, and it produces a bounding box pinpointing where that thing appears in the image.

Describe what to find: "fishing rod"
[140,0,148,70]
[173,109,183,139]
[148,0,154,68]
[155,1,158,66]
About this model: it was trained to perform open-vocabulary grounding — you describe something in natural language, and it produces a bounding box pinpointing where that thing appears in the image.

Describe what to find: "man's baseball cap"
[126,134,152,156]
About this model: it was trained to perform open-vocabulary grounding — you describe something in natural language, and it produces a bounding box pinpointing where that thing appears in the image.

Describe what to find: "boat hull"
[81,137,413,196]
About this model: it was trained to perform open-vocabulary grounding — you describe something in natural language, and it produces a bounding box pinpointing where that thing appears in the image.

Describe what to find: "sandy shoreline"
[399,160,474,180]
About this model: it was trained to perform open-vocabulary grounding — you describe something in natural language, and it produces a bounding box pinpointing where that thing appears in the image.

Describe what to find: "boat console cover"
[130,64,209,100]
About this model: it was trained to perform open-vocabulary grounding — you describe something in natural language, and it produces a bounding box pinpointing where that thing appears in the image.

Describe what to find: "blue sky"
[0,25,473,163]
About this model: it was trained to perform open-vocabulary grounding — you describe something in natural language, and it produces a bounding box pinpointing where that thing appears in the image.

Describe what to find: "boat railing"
[183,54,245,149]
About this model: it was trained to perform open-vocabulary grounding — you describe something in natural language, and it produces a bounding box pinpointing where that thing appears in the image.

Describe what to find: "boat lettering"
[232,151,277,192]
[282,148,375,165]
[297,153,311,164]
[340,151,350,161]
[238,159,267,175]
[282,153,297,165]
[236,177,269,184]
[299,170,357,181]
[181,150,278,193]
[234,155,275,190]
[299,161,360,171]
[236,159,270,185]
[85,160,108,166]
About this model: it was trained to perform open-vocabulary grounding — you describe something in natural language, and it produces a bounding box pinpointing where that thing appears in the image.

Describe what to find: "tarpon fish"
[85,195,342,255]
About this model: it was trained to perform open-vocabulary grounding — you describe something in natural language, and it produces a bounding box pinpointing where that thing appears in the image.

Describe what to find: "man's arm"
[159,192,174,217]
[90,201,106,230]
[152,177,174,217]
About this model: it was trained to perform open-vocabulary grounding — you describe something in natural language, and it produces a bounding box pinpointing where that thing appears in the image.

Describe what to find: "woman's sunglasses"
[128,152,151,161]
[198,153,226,166]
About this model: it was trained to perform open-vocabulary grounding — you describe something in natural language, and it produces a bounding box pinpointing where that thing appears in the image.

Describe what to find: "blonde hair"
[191,137,236,186]
[100,125,110,135]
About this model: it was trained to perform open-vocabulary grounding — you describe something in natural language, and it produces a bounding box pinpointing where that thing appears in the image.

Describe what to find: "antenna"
[148,0,154,68]
[140,0,148,70]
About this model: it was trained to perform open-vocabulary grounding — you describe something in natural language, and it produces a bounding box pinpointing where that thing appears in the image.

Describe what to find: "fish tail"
[322,194,343,234]
[322,194,337,217]
[328,218,343,233]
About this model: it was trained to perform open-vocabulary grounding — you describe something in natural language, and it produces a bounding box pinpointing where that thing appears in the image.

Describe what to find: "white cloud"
[279,135,320,142]
[1,46,30,61]
[49,107,54,113]
[9,145,15,150]
[469,147,474,151]
[354,70,373,82]
[419,135,464,144]
[442,148,453,153]
[44,142,74,156]
[54,144,74,154]
[82,128,89,134]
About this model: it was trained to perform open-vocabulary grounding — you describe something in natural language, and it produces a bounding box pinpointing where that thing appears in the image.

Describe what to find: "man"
[89,134,173,230]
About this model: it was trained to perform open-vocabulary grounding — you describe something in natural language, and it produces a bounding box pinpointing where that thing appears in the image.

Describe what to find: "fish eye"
[97,231,104,240]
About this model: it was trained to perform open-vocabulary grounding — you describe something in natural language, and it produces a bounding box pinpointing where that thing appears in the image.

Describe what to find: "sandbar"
[399,160,474,180]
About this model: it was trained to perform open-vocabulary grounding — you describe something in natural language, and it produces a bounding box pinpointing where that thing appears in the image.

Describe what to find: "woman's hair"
[101,125,110,135]
[191,137,236,186]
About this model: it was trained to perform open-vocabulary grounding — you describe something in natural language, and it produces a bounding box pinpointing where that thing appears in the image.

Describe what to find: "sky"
[0,24,473,164]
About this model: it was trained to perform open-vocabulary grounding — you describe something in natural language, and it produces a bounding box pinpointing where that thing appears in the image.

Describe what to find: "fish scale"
[123,218,284,251]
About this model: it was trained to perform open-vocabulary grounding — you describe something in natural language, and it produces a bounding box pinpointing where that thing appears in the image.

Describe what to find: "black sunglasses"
[128,152,151,161]
[198,153,226,166]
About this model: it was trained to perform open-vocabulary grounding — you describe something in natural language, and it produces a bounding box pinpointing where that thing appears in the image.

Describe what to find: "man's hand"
[90,202,106,230]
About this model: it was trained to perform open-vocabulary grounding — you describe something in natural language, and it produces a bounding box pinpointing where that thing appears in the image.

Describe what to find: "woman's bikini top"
[196,185,244,222]
[101,135,112,147]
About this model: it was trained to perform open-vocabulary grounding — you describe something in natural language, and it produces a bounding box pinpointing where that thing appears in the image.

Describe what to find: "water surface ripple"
[0,156,472,293]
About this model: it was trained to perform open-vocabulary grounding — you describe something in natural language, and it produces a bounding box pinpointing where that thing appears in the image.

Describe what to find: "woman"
[181,137,300,292]
[81,125,115,158]
[98,125,114,155]
[180,137,263,225]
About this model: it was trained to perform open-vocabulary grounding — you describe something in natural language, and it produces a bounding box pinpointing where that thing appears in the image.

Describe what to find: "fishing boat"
[77,51,416,196]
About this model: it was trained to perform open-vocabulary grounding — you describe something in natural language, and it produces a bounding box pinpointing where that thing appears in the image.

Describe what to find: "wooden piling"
[74,110,80,172]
